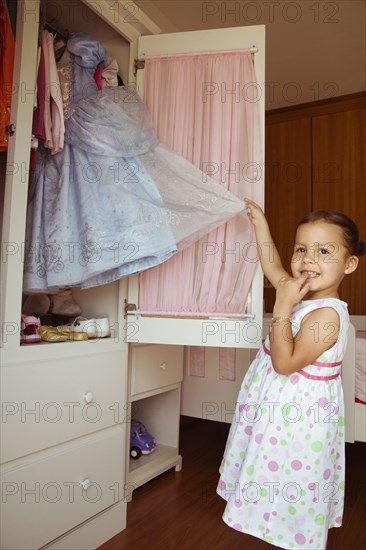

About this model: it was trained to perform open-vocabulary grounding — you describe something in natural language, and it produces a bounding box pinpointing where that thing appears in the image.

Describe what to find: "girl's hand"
[274,273,311,311]
[244,198,266,227]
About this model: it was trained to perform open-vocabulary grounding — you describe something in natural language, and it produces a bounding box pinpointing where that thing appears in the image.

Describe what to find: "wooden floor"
[99,418,366,550]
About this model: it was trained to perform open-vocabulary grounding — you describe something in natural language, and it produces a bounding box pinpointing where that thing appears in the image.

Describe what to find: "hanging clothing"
[217,298,348,550]
[42,30,65,154]
[0,0,15,151]
[23,33,244,293]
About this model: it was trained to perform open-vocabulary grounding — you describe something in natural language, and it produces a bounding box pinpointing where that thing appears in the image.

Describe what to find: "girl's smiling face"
[291,221,358,299]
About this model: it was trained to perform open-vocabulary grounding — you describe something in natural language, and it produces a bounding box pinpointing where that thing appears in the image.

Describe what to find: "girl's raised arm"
[244,198,289,288]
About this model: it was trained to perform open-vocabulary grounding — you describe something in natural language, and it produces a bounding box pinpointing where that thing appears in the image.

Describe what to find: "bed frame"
[345,316,366,443]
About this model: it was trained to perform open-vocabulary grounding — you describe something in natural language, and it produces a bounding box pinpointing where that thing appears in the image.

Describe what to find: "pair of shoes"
[23,289,82,317]
[21,315,41,344]
[49,289,82,316]
[59,316,110,339]
[22,294,50,315]
[39,326,88,342]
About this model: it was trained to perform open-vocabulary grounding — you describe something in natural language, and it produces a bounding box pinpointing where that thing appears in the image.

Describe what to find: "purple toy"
[130,419,156,459]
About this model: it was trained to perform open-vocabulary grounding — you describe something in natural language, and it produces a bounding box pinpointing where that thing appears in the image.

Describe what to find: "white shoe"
[59,317,110,338]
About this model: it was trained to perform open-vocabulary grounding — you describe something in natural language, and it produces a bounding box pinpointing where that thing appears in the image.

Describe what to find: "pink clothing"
[42,30,65,154]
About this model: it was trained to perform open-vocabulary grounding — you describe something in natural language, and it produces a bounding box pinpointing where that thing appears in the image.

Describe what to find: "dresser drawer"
[1,350,127,463]
[1,428,125,550]
[130,345,183,396]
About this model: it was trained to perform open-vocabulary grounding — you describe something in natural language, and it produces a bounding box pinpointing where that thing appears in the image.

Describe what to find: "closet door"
[0,0,40,348]
[312,107,366,314]
[126,25,265,348]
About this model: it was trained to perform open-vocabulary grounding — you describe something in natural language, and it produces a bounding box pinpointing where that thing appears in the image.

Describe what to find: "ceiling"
[134,0,366,110]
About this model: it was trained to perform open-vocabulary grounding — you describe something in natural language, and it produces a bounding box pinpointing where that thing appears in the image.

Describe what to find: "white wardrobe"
[0,1,265,548]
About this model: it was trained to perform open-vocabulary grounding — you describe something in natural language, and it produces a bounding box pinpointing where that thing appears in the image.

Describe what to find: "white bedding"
[355,331,366,404]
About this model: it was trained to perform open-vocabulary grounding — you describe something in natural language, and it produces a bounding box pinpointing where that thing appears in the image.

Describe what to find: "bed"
[344,316,366,443]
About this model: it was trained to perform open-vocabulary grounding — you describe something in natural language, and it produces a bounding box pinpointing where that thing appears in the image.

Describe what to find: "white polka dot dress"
[217,298,349,550]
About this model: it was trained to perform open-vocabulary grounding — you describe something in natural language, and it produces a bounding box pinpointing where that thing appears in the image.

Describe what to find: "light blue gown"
[23,33,244,292]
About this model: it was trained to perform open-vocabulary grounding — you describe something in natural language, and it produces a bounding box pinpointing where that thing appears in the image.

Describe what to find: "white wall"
[135,0,366,110]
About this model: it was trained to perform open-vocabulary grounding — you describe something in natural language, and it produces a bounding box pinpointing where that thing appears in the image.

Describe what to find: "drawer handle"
[81,479,91,491]
[160,362,167,371]
[84,391,94,403]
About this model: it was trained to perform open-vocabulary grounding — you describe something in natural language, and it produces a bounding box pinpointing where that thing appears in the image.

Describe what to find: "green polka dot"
[246,465,254,475]
[331,454,336,464]
[289,544,295,548]
[285,468,291,475]
[239,451,245,459]
[305,434,311,440]
[338,416,345,426]
[288,506,296,515]
[259,525,265,532]
[283,420,290,427]
[261,488,268,497]
[278,535,283,540]
[280,439,287,446]
[253,373,260,382]
[339,481,345,491]
[299,416,304,422]
[311,441,323,452]
[301,489,306,496]
[327,431,332,439]
[315,459,320,465]
[315,514,325,526]
[264,536,273,543]
[309,507,315,514]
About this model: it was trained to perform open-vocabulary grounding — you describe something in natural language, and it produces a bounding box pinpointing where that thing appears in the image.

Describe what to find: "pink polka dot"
[318,397,328,408]
[336,452,340,459]
[308,482,316,490]
[306,408,311,416]
[295,533,306,545]
[219,481,226,490]
[306,465,311,470]
[263,512,270,521]
[264,455,268,459]
[323,469,331,480]
[268,461,278,472]
[335,516,342,524]
[245,426,253,435]
[255,433,263,443]
[232,523,242,532]
[290,375,299,384]
[235,499,242,508]
[272,511,277,516]
[270,437,277,445]
[291,460,302,470]
[265,528,270,534]
[276,425,281,431]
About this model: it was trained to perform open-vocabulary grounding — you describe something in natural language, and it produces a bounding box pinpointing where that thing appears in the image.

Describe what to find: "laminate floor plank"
[99,418,366,550]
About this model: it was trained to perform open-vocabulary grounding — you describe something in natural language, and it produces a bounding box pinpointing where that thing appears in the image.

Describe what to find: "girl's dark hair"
[296,210,366,257]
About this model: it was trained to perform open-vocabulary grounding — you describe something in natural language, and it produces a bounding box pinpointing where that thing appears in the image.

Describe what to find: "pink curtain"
[139,50,263,316]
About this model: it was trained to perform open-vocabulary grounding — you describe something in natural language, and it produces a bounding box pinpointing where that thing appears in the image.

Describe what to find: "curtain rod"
[140,45,258,60]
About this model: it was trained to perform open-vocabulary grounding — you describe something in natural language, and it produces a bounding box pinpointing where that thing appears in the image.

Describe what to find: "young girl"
[217,199,365,550]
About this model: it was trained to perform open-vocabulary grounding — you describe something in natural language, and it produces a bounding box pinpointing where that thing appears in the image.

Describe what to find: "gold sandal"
[39,326,88,342]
